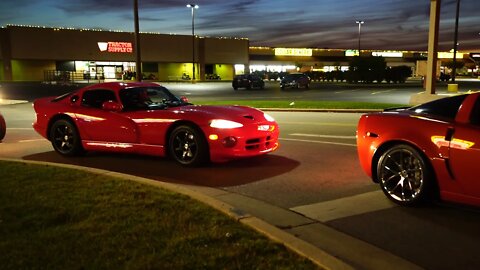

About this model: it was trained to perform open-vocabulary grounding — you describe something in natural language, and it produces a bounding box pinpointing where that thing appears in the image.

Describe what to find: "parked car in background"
[357,93,480,207]
[232,74,265,90]
[0,112,5,141]
[280,73,310,89]
[33,82,279,166]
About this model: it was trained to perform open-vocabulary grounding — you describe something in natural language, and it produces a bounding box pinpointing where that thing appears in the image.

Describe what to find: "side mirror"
[102,101,123,112]
[180,96,189,103]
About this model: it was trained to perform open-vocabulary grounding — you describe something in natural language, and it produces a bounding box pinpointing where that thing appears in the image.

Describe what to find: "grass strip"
[0,161,319,269]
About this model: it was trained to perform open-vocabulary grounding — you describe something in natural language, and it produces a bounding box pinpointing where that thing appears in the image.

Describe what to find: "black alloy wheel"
[50,119,83,156]
[169,125,208,166]
[377,144,433,206]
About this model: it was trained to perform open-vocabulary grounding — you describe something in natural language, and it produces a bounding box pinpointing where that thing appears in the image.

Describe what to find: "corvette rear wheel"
[169,125,208,166]
[50,119,83,156]
[377,144,433,206]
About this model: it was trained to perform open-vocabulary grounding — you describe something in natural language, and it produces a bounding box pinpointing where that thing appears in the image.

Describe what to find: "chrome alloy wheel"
[377,145,429,205]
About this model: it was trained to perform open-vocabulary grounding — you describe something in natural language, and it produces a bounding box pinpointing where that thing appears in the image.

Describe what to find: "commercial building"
[0,25,249,82]
[0,25,477,82]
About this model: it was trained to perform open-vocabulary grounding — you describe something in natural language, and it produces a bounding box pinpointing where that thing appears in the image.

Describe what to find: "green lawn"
[0,161,320,270]
[194,100,407,109]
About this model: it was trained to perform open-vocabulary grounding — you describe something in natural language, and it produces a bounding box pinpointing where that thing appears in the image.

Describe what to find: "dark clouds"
[1,0,479,51]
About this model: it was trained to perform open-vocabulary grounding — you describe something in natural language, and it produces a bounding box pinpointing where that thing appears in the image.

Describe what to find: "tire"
[0,114,5,141]
[49,119,84,156]
[233,86,238,90]
[376,144,434,206]
[169,125,209,166]
[305,83,310,89]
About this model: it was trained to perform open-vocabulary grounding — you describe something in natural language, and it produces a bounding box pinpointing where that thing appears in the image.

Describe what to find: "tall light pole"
[186,4,199,81]
[133,0,142,81]
[451,0,460,82]
[355,20,364,56]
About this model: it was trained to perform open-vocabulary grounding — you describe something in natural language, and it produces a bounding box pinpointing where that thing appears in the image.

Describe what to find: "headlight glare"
[210,119,243,129]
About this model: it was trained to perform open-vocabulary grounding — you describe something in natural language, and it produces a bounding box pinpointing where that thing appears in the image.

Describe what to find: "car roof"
[80,82,161,92]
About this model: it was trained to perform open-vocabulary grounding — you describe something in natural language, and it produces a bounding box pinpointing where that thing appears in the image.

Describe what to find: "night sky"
[1,0,479,51]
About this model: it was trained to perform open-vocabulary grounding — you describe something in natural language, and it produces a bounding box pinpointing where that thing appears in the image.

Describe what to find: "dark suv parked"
[232,74,265,90]
[280,73,310,89]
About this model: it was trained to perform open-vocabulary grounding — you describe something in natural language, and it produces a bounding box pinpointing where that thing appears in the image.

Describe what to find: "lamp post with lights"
[355,20,364,56]
[451,0,460,82]
[186,4,199,81]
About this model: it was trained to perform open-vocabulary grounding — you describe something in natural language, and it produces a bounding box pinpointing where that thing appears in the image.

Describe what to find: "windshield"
[119,86,187,111]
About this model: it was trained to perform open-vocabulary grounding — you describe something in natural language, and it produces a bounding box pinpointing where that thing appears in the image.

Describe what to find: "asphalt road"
[2,80,480,269]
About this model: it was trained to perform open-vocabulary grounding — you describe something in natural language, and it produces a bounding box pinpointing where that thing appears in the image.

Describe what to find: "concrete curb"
[0,157,354,270]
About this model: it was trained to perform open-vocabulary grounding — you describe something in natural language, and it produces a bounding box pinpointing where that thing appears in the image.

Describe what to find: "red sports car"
[0,111,5,141]
[33,82,279,166]
[357,93,480,207]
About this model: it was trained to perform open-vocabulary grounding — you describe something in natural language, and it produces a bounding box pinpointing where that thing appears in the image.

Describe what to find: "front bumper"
[204,123,280,163]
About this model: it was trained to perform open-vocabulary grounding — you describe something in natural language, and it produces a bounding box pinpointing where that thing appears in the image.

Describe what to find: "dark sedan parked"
[280,73,310,89]
[232,74,265,90]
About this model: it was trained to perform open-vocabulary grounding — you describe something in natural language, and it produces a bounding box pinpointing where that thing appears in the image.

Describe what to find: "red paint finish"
[33,82,279,165]
[357,92,480,207]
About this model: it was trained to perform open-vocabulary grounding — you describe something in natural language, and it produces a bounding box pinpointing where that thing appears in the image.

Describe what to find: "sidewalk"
[0,158,422,270]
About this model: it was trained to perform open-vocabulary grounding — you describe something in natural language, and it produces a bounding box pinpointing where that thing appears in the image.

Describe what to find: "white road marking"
[290,133,356,139]
[7,128,33,130]
[334,89,358,94]
[280,138,356,147]
[280,121,357,127]
[290,190,395,222]
[371,89,393,95]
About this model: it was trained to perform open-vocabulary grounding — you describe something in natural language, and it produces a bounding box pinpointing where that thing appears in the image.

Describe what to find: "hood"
[173,105,270,124]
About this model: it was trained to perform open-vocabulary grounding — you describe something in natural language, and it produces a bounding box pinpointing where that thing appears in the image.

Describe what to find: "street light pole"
[186,4,199,81]
[452,0,460,82]
[133,0,142,81]
[355,21,364,56]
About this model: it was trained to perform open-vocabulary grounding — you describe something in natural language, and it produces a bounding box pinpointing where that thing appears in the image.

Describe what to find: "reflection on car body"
[357,93,480,207]
[32,82,279,166]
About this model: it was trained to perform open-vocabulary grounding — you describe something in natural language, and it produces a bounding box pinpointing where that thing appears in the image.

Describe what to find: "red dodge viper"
[357,93,480,207]
[33,82,279,166]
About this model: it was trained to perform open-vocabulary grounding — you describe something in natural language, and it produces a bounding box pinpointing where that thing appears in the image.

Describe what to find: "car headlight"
[210,119,244,129]
[264,113,275,122]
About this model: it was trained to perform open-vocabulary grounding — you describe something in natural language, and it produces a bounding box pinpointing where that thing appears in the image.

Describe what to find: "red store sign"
[97,42,133,53]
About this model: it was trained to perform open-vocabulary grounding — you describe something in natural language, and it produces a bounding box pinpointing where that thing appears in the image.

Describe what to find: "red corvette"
[357,92,480,207]
[33,82,279,166]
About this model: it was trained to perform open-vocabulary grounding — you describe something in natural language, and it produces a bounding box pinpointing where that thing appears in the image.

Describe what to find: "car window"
[81,89,117,109]
[470,95,480,126]
[119,86,180,111]
[410,94,467,120]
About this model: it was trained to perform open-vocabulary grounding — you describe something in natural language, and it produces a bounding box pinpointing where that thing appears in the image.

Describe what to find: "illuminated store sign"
[437,52,464,59]
[97,42,133,53]
[274,48,312,57]
[345,50,359,56]
[372,51,403,57]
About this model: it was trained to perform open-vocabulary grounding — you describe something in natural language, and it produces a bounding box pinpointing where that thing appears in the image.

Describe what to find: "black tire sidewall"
[377,144,432,206]
[50,119,83,156]
[169,125,208,166]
